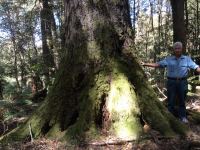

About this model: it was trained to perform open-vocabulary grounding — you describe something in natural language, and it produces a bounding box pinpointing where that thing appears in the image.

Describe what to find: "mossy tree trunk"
[1,0,188,143]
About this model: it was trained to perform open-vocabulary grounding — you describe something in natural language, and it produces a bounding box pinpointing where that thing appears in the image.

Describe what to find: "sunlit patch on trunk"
[107,69,142,139]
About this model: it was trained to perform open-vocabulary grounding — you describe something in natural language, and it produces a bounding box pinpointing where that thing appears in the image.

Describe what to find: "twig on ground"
[86,139,136,146]
[152,84,167,101]
[29,123,34,143]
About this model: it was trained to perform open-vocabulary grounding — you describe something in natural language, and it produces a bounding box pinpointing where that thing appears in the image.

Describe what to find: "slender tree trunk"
[9,25,21,92]
[17,48,27,88]
[5,7,21,92]
[157,0,163,56]
[184,0,189,52]
[13,43,21,92]
[40,0,56,87]
[130,0,136,40]
[48,0,60,69]
[170,0,186,51]
[28,21,43,92]
[133,0,136,32]
[149,0,154,34]
[2,0,188,143]
[185,0,188,35]
[0,80,3,100]
[196,0,199,54]
[163,0,172,49]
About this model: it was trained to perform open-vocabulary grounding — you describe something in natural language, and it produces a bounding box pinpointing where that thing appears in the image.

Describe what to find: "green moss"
[188,111,200,124]
[0,114,43,143]
[0,100,52,143]
[110,0,121,5]
[60,64,110,142]
[87,41,101,60]
[45,123,64,138]
[61,59,143,142]
[94,21,121,57]
[106,60,142,139]
[113,118,141,139]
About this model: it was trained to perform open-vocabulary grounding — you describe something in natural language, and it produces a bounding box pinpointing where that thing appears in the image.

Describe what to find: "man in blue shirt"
[142,42,200,123]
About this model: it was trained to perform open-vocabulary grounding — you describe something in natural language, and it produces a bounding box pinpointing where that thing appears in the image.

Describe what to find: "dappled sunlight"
[114,121,139,139]
[115,94,130,112]
[116,126,132,139]
[107,73,141,139]
[107,74,139,114]
[111,93,131,113]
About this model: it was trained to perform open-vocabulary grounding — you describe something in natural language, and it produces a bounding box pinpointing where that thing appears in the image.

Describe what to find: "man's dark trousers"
[167,79,188,118]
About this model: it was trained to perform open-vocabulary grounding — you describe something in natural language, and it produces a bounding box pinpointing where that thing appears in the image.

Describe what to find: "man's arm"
[141,62,160,68]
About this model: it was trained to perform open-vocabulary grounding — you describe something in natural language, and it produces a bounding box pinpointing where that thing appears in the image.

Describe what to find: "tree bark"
[196,0,199,54]
[0,80,3,100]
[170,0,186,51]
[1,0,188,143]
[6,9,21,92]
[149,0,154,34]
[40,0,56,87]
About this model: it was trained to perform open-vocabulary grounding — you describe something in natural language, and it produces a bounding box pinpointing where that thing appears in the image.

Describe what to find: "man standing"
[142,42,200,123]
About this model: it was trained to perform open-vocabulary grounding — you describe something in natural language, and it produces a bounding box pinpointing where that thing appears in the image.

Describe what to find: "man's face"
[174,45,182,57]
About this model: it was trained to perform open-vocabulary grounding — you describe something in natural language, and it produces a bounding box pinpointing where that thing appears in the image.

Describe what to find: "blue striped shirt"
[158,55,199,78]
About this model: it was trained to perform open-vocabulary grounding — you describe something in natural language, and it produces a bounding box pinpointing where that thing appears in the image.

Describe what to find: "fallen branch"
[86,139,136,146]
[0,121,6,135]
[152,84,167,101]
[29,123,34,143]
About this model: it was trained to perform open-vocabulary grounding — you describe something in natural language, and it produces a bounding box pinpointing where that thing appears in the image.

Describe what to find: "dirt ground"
[0,95,200,150]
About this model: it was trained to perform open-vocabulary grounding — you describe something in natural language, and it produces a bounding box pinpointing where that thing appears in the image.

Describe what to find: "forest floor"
[0,93,200,149]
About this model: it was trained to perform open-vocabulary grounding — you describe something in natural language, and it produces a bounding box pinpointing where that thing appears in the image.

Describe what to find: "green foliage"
[186,0,200,55]
[0,0,64,91]
[0,98,34,121]
[3,77,18,100]
[0,78,37,140]
[131,0,199,63]
[2,77,32,101]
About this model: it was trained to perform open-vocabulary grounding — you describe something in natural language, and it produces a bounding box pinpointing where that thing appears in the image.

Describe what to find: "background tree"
[186,0,200,56]
[39,0,57,87]
[0,0,64,98]
[170,0,186,51]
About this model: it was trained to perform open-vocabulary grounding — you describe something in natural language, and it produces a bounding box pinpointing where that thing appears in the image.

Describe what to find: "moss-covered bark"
[0,0,189,144]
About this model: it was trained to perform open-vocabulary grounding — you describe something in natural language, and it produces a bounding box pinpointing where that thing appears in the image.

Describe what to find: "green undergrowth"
[188,111,200,124]
[0,99,38,121]
[0,100,47,143]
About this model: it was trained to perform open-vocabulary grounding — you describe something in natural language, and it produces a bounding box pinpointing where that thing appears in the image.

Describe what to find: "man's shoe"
[181,117,189,123]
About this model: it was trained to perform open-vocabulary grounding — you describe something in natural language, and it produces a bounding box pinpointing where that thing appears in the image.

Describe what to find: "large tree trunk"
[1,0,187,143]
